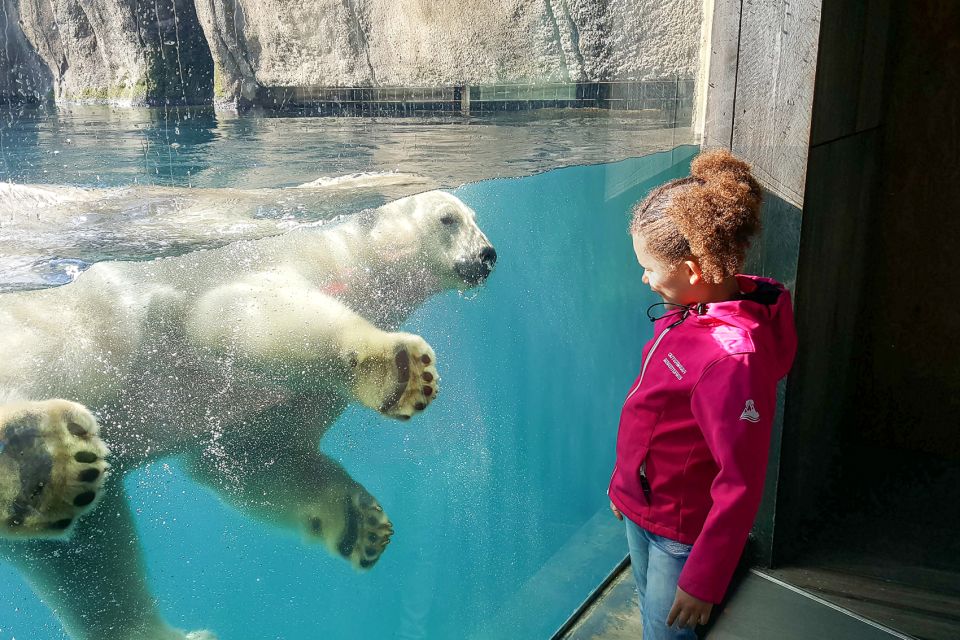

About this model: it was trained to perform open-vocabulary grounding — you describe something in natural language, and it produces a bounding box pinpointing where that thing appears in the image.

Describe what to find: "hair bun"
[690,148,753,183]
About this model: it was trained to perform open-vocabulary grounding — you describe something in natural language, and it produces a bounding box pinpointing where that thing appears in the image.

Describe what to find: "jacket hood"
[690,275,797,379]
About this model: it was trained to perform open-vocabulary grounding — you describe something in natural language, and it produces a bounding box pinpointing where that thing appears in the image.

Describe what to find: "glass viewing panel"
[0,2,704,638]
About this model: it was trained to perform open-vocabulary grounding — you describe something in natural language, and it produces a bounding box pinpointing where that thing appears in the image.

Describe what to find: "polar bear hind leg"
[300,463,394,570]
[188,441,394,571]
[0,399,110,538]
[0,479,217,640]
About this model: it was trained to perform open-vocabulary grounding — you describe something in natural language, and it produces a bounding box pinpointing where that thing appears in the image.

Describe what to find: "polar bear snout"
[454,245,497,285]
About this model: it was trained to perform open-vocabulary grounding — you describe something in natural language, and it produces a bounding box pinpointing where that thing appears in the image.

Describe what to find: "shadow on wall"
[6,0,213,105]
[745,191,802,291]
[740,189,802,567]
[0,0,53,102]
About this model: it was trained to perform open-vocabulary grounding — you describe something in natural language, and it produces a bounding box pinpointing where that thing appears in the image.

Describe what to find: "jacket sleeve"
[677,353,777,604]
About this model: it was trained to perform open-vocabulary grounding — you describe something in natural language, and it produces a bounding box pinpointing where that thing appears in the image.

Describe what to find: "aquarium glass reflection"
[0,3,702,637]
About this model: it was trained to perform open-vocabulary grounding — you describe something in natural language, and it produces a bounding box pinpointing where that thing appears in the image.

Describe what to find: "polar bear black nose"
[454,245,497,285]
[480,246,497,267]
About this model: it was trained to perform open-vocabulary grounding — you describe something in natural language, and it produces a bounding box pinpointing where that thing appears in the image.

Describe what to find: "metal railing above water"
[256,78,696,125]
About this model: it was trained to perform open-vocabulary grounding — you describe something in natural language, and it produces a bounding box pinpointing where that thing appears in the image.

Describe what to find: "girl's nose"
[642,272,650,285]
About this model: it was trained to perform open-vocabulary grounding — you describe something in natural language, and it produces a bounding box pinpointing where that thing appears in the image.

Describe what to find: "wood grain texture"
[702,0,742,149]
[730,0,822,206]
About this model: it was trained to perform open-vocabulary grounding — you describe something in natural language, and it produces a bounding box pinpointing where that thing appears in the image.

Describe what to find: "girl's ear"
[684,259,703,285]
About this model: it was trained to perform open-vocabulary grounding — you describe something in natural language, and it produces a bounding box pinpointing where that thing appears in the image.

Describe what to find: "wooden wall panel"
[730,0,821,207]
[702,0,741,149]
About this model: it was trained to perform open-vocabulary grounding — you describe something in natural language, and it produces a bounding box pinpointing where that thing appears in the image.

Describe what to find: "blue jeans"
[625,516,698,640]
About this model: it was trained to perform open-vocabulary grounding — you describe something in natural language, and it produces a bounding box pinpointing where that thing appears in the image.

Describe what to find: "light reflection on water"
[0,106,692,190]
[0,105,693,289]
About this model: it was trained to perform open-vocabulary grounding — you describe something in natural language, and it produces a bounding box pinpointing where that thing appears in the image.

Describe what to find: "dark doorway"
[772,2,960,638]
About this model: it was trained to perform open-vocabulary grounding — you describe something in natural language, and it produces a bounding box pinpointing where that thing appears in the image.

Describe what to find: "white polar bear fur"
[0,189,495,640]
[0,173,439,290]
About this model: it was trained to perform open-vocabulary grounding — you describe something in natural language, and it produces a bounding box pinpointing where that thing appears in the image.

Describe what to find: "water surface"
[0,105,696,638]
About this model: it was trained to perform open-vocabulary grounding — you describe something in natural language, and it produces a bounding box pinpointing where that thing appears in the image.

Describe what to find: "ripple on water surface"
[0,106,694,290]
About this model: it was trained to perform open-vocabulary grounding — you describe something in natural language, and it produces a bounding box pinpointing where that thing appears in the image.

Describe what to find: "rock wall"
[199,0,702,103]
[2,0,701,105]
[0,0,52,101]
[9,0,212,104]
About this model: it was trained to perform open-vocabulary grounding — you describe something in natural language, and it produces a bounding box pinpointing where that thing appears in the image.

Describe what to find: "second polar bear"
[0,189,496,640]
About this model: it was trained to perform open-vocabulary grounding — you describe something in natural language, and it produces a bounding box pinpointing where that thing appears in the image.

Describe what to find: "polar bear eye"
[439,214,458,227]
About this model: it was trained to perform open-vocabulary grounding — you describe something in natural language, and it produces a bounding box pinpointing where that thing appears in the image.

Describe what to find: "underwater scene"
[0,106,697,639]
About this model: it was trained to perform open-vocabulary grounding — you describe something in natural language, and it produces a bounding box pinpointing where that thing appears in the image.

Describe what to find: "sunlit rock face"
[1,0,700,105]
[0,0,52,101]
[12,0,213,105]
[200,0,702,103]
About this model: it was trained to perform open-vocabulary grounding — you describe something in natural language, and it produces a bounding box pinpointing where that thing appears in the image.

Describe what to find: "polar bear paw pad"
[307,487,394,570]
[0,400,109,538]
[338,490,393,570]
[352,333,439,420]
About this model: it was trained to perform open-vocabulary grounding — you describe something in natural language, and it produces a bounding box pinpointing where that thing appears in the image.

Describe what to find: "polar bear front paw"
[305,487,394,570]
[349,332,439,420]
[0,400,109,538]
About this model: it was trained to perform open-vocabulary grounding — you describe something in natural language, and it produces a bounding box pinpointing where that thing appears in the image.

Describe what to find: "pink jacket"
[608,275,797,604]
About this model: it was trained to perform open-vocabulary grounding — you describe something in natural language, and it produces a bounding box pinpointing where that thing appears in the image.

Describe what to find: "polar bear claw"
[0,400,109,537]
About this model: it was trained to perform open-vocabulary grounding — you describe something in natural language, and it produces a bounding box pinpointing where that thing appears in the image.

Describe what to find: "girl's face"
[631,233,696,305]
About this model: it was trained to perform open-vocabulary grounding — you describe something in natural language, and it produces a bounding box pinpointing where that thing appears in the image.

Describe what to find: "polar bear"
[0,190,496,640]
[0,172,438,290]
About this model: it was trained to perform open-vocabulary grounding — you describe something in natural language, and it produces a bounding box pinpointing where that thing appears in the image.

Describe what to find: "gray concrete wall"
[195,0,703,103]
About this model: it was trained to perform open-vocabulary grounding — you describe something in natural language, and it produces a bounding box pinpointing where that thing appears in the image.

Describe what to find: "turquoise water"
[0,107,696,638]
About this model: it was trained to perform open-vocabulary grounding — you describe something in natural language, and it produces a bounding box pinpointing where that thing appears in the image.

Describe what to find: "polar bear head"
[365,191,497,289]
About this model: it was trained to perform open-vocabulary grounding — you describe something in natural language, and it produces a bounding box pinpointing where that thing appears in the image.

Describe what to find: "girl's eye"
[440,214,457,226]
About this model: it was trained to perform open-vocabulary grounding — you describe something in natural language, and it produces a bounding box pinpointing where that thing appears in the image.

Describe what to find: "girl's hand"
[667,586,713,628]
[609,500,623,520]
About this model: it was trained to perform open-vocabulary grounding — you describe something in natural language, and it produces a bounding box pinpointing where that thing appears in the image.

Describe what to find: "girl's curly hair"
[629,149,763,283]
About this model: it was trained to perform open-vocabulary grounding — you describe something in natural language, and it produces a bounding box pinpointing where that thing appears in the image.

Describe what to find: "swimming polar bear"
[0,172,439,291]
[0,190,496,640]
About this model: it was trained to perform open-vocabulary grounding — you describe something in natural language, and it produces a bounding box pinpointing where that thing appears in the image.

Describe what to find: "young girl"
[608,149,797,639]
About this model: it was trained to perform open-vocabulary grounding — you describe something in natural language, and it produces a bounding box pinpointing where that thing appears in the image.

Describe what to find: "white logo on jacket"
[740,399,760,422]
[662,352,686,380]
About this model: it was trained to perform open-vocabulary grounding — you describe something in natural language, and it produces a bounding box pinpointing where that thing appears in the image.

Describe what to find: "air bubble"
[458,289,480,301]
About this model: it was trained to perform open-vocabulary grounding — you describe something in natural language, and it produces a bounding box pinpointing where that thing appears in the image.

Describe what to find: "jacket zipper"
[618,324,674,503]
[624,324,674,402]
